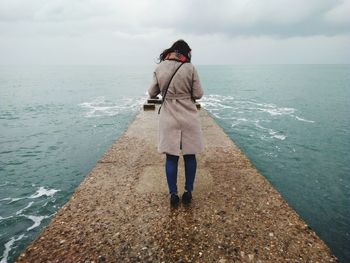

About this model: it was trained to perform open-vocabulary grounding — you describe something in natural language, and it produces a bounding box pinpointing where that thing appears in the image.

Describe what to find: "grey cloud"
[0,0,349,65]
[1,0,349,38]
[325,0,350,24]
[141,0,350,37]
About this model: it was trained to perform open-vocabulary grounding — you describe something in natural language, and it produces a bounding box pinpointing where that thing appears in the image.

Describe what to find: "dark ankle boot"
[182,191,192,204]
[170,193,180,206]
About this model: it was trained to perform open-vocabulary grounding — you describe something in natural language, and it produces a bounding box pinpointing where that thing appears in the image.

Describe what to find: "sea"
[0,65,349,263]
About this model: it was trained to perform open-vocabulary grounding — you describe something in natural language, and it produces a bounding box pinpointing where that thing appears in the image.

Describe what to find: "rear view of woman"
[148,39,204,206]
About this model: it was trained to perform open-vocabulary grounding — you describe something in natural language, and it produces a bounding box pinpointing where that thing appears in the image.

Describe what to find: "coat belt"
[165,94,192,100]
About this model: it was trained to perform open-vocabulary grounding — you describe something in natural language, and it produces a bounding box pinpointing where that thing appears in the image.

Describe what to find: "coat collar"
[165,52,189,63]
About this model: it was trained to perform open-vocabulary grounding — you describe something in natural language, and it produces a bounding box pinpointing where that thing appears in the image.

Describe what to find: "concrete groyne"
[16,103,337,262]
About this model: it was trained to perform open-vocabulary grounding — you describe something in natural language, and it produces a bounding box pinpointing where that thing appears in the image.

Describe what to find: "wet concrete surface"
[16,106,337,262]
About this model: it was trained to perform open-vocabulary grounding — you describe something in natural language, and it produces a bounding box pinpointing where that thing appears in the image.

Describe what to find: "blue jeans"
[165,154,197,194]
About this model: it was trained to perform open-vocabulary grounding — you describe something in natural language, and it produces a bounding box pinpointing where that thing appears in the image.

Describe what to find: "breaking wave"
[201,94,315,142]
[0,186,59,263]
[78,96,145,118]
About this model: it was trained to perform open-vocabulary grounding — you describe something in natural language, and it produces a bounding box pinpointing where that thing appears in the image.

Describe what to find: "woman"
[148,39,204,206]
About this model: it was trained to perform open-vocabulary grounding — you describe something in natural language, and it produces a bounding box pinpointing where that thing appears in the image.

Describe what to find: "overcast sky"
[0,0,349,65]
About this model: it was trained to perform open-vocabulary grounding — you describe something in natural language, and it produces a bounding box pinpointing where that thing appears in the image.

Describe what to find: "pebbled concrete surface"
[16,106,337,263]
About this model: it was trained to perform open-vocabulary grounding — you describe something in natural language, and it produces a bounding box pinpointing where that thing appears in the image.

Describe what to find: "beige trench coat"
[148,60,204,156]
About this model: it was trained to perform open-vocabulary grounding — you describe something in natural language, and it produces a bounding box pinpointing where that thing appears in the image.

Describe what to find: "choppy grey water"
[0,65,349,263]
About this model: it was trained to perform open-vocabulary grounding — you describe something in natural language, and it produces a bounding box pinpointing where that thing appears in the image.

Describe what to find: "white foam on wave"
[1,186,59,204]
[268,129,286,140]
[235,117,248,122]
[78,96,145,118]
[204,94,235,102]
[203,94,310,121]
[29,186,59,199]
[204,95,295,116]
[229,117,249,127]
[16,201,34,215]
[0,197,26,203]
[211,112,222,119]
[0,234,25,263]
[200,101,218,109]
[207,93,313,117]
[258,106,296,116]
[212,103,234,110]
[201,94,315,142]
[25,215,50,231]
[272,134,286,140]
[295,116,315,123]
[206,96,222,102]
[255,123,287,140]
[0,215,13,221]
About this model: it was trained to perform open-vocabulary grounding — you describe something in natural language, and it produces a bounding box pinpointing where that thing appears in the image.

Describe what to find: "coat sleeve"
[148,72,160,98]
[192,67,203,99]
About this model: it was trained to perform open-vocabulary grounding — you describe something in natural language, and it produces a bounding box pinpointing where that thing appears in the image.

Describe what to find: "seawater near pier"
[15,100,337,262]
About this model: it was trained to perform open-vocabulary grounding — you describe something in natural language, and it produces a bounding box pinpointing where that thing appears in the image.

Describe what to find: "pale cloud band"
[0,0,349,64]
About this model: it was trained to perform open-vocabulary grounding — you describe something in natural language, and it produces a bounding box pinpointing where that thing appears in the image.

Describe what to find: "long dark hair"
[158,39,191,63]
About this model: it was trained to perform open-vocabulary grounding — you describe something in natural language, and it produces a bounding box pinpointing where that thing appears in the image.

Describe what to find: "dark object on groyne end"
[144,98,201,111]
[15,103,337,263]
[143,103,156,111]
[147,98,162,104]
